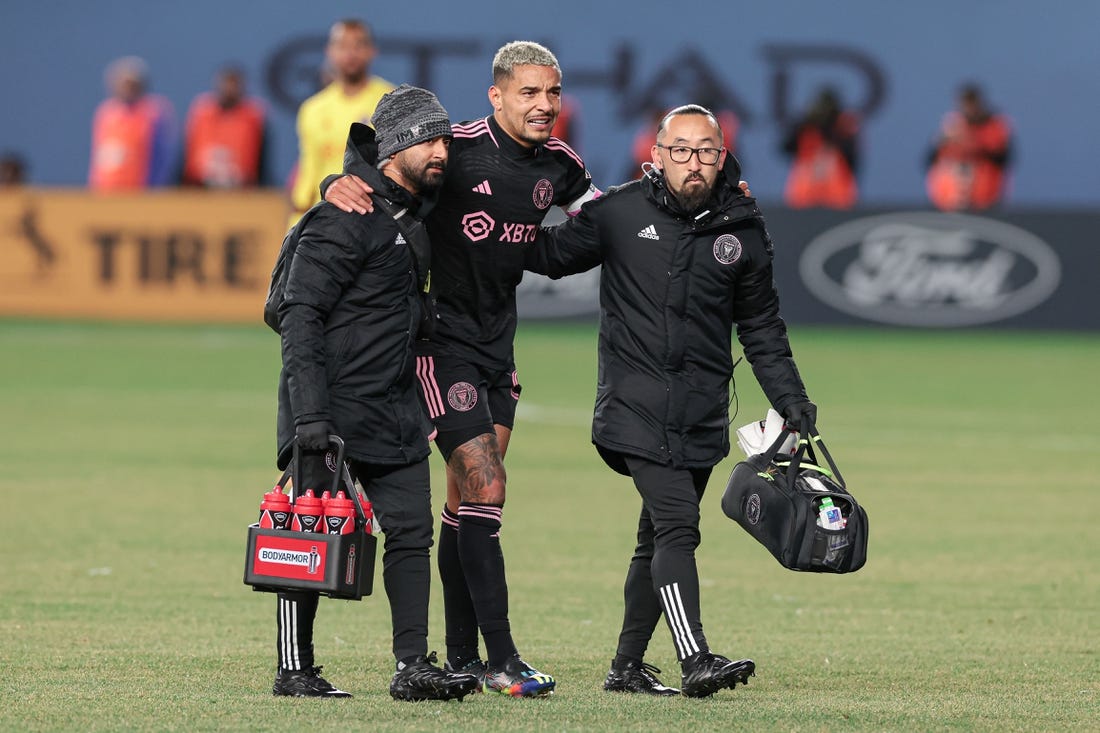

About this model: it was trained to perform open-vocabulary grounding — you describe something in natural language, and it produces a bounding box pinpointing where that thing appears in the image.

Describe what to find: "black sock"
[397,653,423,670]
[457,502,516,667]
[276,591,318,671]
[613,653,642,669]
[438,506,480,665]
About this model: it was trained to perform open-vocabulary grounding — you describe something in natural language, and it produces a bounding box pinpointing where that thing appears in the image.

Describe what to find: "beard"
[403,161,447,194]
[673,174,713,212]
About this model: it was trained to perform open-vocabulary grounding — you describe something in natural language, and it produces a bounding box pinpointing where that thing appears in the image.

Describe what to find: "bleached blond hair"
[492,41,561,84]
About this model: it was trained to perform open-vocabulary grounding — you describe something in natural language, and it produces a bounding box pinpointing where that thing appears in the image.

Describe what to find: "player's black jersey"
[421,114,597,368]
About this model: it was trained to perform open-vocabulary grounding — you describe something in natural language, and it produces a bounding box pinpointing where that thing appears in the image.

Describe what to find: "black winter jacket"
[276,124,433,468]
[526,160,808,470]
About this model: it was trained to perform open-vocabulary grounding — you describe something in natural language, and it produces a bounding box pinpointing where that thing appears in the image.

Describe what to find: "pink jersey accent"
[545,136,600,215]
[457,505,503,522]
[544,137,584,168]
[416,356,446,418]
[452,116,494,144]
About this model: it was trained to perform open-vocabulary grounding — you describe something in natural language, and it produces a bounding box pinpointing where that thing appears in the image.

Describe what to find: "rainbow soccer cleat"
[483,655,556,697]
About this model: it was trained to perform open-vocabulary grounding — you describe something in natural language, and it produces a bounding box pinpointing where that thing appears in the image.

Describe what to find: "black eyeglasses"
[656,144,724,165]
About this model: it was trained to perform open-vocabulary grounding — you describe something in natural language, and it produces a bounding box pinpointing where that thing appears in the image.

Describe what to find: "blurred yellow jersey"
[288,77,395,226]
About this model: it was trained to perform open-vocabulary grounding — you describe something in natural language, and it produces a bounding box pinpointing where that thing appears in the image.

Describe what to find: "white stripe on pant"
[279,596,300,670]
[659,582,701,660]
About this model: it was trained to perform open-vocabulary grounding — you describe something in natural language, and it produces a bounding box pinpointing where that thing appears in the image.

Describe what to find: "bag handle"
[291,434,345,500]
[803,419,846,489]
[290,436,372,522]
[761,415,845,493]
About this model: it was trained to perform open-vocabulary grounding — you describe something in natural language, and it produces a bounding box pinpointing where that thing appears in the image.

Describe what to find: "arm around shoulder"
[526,200,605,278]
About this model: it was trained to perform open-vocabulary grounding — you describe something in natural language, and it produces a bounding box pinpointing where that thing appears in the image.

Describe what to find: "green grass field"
[2,319,1097,732]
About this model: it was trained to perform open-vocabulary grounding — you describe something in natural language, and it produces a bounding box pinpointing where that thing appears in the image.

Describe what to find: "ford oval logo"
[798,212,1062,326]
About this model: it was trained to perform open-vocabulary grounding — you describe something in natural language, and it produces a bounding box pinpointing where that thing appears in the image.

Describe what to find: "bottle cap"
[262,484,291,505]
[295,489,323,509]
[326,491,355,512]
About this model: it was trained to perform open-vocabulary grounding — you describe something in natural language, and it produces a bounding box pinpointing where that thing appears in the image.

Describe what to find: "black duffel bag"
[721,418,868,573]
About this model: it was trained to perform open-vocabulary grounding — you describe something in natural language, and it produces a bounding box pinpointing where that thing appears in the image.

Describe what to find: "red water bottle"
[259,484,292,530]
[291,490,324,533]
[324,491,357,535]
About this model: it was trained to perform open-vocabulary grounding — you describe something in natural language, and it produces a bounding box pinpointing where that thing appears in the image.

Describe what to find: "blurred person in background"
[270,85,479,702]
[624,106,671,180]
[287,18,394,226]
[88,56,178,190]
[182,65,268,187]
[0,152,27,186]
[780,86,860,209]
[925,83,1013,211]
[550,93,581,151]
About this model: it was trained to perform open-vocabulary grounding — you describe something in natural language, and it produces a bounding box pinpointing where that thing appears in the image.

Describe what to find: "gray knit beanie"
[371,84,452,160]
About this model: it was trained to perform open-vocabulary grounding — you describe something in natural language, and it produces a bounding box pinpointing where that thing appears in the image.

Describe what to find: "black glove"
[781,401,818,431]
[295,420,334,451]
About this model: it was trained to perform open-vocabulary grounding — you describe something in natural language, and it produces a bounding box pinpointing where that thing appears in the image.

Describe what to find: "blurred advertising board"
[765,207,1098,331]
[0,188,287,323]
[1,190,1096,330]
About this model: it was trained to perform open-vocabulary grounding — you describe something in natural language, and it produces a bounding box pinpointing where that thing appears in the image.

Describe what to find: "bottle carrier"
[244,436,377,599]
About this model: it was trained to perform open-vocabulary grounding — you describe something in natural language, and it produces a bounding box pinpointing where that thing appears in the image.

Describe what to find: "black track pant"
[616,455,713,663]
[276,454,434,669]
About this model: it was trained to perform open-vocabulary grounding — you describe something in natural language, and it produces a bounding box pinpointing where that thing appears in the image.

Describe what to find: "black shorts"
[414,354,521,460]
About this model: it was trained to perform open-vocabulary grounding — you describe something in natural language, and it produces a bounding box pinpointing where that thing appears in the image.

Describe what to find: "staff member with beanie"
[270,85,479,702]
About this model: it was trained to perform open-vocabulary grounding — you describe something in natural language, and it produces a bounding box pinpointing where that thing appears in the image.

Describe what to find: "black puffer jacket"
[276,124,433,468]
[526,159,808,470]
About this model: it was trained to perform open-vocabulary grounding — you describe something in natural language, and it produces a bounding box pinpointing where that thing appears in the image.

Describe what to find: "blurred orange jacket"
[783,112,860,210]
[183,94,266,187]
[926,111,1012,210]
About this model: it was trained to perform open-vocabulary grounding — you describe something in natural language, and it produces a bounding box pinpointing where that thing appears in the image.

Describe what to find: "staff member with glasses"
[525,104,816,698]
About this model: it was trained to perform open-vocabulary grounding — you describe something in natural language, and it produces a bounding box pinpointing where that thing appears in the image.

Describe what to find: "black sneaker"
[680,652,755,698]
[483,655,555,697]
[390,652,481,702]
[603,658,680,696]
[272,666,352,698]
[444,657,487,692]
